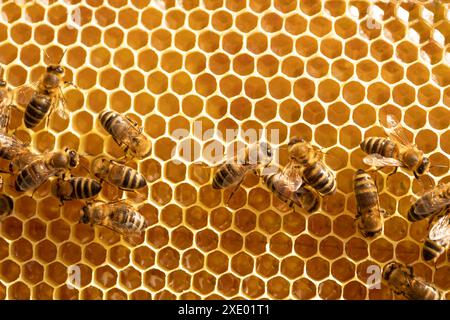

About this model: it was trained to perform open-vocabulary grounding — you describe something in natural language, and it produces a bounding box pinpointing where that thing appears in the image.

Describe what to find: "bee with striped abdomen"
[51,176,102,203]
[262,165,320,214]
[80,201,147,236]
[383,262,443,300]
[20,51,73,129]
[361,114,430,179]
[91,157,147,191]
[408,182,450,222]
[286,137,336,196]
[353,169,387,238]
[0,68,15,134]
[422,210,450,262]
[99,110,151,159]
[15,148,79,192]
[212,142,272,202]
[0,176,13,219]
[0,133,34,170]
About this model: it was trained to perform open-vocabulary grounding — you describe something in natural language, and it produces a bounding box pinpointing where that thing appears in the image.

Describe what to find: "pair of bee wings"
[15,82,69,120]
[22,160,66,185]
[279,162,304,192]
[429,214,450,242]
[0,92,14,135]
[363,114,414,168]
[413,188,450,217]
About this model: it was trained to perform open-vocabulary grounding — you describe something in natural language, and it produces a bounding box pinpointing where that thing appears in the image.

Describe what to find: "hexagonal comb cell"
[0,0,448,301]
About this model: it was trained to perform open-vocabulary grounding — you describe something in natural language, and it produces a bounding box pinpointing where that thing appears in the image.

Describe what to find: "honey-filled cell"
[0,0,448,301]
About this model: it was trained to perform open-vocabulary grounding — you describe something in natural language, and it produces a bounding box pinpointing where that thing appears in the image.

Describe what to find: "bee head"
[63,148,79,168]
[46,65,65,75]
[0,80,7,87]
[382,262,399,281]
[416,157,430,176]
[288,137,305,148]
[80,206,91,224]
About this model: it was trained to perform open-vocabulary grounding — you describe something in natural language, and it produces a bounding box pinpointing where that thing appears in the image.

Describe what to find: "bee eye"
[56,66,64,74]
[0,80,6,87]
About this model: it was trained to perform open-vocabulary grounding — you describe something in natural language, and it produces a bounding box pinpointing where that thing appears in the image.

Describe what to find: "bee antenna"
[58,48,68,65]
[43,48,50,62]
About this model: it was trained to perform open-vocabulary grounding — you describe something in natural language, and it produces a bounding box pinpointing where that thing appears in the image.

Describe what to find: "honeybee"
[285,137,336,196]
[262,165,320,213]
[15,148,79,192]
[361,114,430,179]
[0,132,33,165]
[91,157,147,191]
[408,182,450,222]
[99,110,151,159]
[51,176,102,203]
[422,210,450,261]
[212,142,272,201]
[353,169,387,238]
[0,68,15,134]
[383,262,443,300]
[80,201,147,236]
[21,52,72,129]
[0,176,13,218]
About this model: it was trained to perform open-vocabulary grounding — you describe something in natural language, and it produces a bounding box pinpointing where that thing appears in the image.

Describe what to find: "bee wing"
[281,161,303,191]
[54,87,69,120]
[12,83,38,108]
[382,114,413,147]
[11,151,42,172]
[0,91,13,134]
[429,214,450,241]
[363,154,405,168]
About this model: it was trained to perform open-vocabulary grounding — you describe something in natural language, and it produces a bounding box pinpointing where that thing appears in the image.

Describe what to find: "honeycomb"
[0,0,449,300]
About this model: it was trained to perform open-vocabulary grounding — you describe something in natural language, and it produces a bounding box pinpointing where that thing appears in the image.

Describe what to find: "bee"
[353,169,387,238]
[361,114,430,179]
[212,142,272,200]
[51,176,102,203]
[80,201,147,236]
[382,262,443,300]
[422,210,450,261]
[408,182,450,222]
[21,52,71,129]
[91,157,147,191]
[286,137,336,196]
[262,165,320,213]
[99,110,151,159]
[0,176,13,218]
[15,148,79,192]
[0,132,33,165]
[0,68,15,134]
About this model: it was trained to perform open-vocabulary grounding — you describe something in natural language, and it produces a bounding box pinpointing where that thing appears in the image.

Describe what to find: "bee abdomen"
[15,165,39,192]
[73,178,102,199]
[303,162,336,195]
[212,164,244,189]
[24,94,51,128]
[422,239,444,261]
[296,187,320,213]
[120,168,146,190]
[0,194,13,218]
[354,170,379,210]
[99,110,120,135]
[360,137,399,158]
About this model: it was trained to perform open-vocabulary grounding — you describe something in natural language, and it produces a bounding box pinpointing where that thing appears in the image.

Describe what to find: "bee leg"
[64,81,78,89]
[387,167,398,178]
[225,182,242,206]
